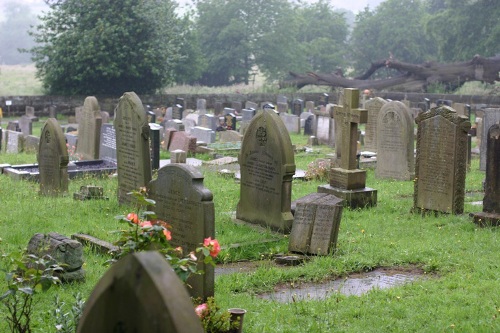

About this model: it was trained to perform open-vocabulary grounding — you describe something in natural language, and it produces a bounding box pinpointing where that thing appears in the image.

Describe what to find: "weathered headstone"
[76,252,204,333]
[363,97,388,152]
[169,131,197,153]
[214,101,223,116]
[236,109,296,232]
[7,121,19,132]
[149,164,215,300]
[24,135,40,153]
[472,123,500,226]
[318,88,377,208]
[280,113,300,134]
[191,126,216,144]
[305,101,315,112]
[413,105,470,214]
[292,99,304,116]
[198,114,218,131]
[479,108,500,171]
[115,92,152,205]
[375,101,415,180]
[219,130,242,142]
[172,104,184,120]
[99,124,117,164]
[25,106,38,122]
[5,130,25,153]
[289,193,343,255]
[314,113,334,145]
[19,116,32,136]
[231,101,242,113]
[304,115,315,136]
[196,99,207,114]
[452,103,467,117]
[75,96,102,160]
[38,118,69,196]
[164,119,185,131]
[245,101,258,110]
[277,102,288,114]
[170,149,187,163]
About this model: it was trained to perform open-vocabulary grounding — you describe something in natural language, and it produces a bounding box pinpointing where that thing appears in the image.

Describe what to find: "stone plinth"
[317,184,377,209]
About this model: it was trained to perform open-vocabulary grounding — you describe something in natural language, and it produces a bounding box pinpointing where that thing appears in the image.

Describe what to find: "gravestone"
[304,115,315,136]
[452,103,467,117]
[305,101,315,112]
[182,118,196,134]
[214,101,223,116]
[100,111,110,124]
[236,108,296,232]
[231,101,242,113]
[197,99,207,114]
[170,149,187,163]
[292,99,304,116]
[280,113,300,134]
[413,105,470,214]
[363,97,388,152]
[164,119,185,131]
[149,164,215,300]
[99,124,117,164]
[198,114,218,131]
[7,121,19,132]
[224,113,237,131]
[24,135,40,153]
[277,95,288,105]
[115,92,152,205]
[219,130,242,142]
[472,123,500,226]
[191,126,216,144]
[240,108,257,135]
[19,116,32,136]
[25,106,38,122]
[479,108,500,171]
[245,101,258,110]
[375,101,414,180]
[169,131,197,153]
[75,96,102,160]
[314,113,334,145]
[277,102,288,114]
[318,88,377,208]
[5,130,25,153]
[38,118,69,196]
[172,104,184,120]
[289,193,343,255]
[76,252,204,333]
[149,123,161,170]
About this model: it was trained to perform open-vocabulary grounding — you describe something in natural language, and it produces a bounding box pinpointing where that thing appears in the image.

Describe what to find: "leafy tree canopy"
[28,0,181,95]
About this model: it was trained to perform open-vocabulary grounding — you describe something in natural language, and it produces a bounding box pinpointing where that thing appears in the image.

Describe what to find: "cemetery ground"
[0,118,499,332]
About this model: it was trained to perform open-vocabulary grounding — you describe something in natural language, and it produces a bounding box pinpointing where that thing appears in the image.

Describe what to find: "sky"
[1,0,386,21]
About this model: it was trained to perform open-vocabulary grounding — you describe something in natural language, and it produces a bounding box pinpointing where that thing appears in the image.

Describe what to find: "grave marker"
[38,118,69,196]
[115,92,152,205]
[5,130,25,153]
[19,116,32,136]
[149,164,215,300]
[76,252,204,333]
[98,124,117,164]
[236,108,296,232]
[292,99,304,116]
[413,105,470,214]
[375,101,414,180]
[479,108,500,171]
[363,97,387,152]
[75,96,102,160]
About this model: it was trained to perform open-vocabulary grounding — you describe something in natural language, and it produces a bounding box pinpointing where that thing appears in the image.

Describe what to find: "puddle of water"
[259,269,423,303]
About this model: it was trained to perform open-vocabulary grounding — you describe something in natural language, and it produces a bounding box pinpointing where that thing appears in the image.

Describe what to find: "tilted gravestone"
[363,97,388,152]
[76,252,204,333]
[375,101,415,180]
[479,108,500,171]
[236,108,296,232]
[75,96,102,160]
[38,118,69,196]
[115,92,152,205]
[472,123,500,226]
[289,193,343,255]
[318,88,377,208]
[413,105,470,214]
[149,164,215,300]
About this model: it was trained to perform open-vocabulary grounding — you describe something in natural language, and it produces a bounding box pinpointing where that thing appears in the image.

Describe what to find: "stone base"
[317,184,377,209]
[330,168,366,190]
[471,212,500,227]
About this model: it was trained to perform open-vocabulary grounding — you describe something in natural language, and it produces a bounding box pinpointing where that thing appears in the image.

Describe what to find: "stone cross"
[333,88,367,170]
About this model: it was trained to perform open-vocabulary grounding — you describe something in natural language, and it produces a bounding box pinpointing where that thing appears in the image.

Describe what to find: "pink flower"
[203,237,221,258]
[127,213,139,224]
[163,229,172,240]
[140,221,152,228]
[195,303,208,318]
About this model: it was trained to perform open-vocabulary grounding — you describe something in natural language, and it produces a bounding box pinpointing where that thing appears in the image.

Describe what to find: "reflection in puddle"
[259,269,423,303]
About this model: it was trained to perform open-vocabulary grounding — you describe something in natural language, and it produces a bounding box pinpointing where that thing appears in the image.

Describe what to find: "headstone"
[162,128,177,151]
[38,118,69,196]
[25,106,38,122]
[172,104,184,120]
[100,111,110,124]
[75,106,83,125]
[318,88,377,208]
[48,105,57,118]
[375,101,414,180]
[305,101,315,112]
[480,108,500,171]
[236,109,296,232]
[170,149,187,163]
[149,123,161,170]
[19,116,32,136]
[452,103,467,117]
[224,113,237,131]
[196,99,207,114]
[289,193,343,255]
[115,92,152,205]
[27,233,84,281]
[149,164,215,300]
[277,95,288,105]
[280,113,300,134]
[214,101,223,116]
[363,97,388,152]
[24,135,40,153]
[164,119,185,131]
[319,93,329,106]
[191,126,216,144]
[164,107,173,120]
[245,101,258,110]
[175,97,185,109]
[168,131,197,153]
[231,101,242,113]
[5,130,25,153]
[472,123,500,226]
[7,121,19,132]
[75,96,102,160]
[314,114,333,145]
[277,102,288,114]
[99,124,117,164]
[304,115,315,136]
[76,252,204,333]
[182,118,196,134]
[292,99,304,116]
[413,105,470,214]
[198,114,218,131]
[219,130,242,142]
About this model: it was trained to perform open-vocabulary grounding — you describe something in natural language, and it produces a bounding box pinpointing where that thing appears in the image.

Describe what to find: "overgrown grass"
[0,132,499,332]
[0,64,44,96]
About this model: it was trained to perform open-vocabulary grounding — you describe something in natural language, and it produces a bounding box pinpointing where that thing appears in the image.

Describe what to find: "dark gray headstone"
[99,124,117,164]
[172,104,184,120]
[480,108,500,170]
[38,118,69,196]
[414,106,470,214]
[115,92,152,205]
[191,126,216,144]
[236,109,296,232]
[224,113,237,131]
[292,99,304,116]
[483,123,500,213]
[149,164,215,301]
[304,115,315,136]
[76,252,204,333]
[149,123,161,170]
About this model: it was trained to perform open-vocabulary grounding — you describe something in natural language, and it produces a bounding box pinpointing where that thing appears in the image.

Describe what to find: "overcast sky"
[1,0,385,21]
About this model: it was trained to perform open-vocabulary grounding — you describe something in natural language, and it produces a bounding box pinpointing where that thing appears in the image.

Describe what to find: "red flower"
[127,212,139,224]
[203,237,221,258]
[163,229,172,240]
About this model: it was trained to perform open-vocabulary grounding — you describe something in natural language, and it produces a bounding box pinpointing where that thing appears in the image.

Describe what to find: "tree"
[28,0,182,95]
[426,0,500,62]
[0,2,38,65]
[350,0,437,77]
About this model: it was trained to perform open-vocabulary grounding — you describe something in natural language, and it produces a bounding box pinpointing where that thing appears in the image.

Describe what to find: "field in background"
[0,64,44,96]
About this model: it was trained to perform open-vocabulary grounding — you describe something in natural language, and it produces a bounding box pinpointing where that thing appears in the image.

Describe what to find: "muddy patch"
[259,266,428,303]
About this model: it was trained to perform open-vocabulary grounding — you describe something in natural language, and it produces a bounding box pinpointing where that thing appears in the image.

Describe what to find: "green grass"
[0,64,44,96]
[0,133,499,332]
